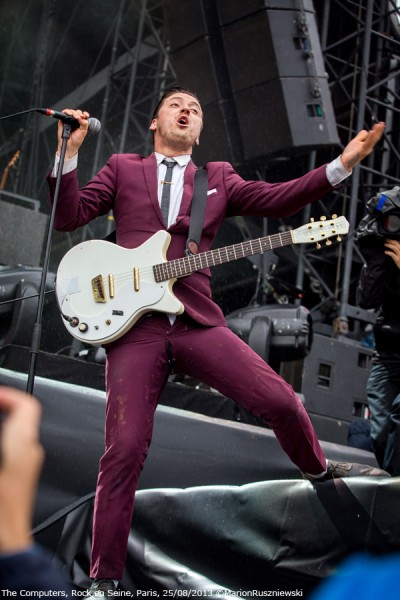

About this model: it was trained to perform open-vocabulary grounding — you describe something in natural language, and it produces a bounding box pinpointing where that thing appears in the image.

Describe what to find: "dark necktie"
[160,159,177,226]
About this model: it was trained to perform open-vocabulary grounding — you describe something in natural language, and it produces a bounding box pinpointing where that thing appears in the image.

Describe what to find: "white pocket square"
[207,188,217,196]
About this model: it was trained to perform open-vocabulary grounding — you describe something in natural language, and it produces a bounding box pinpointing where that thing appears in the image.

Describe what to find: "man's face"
[150,92,203,153]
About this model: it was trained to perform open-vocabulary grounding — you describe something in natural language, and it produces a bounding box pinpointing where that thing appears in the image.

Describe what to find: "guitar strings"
[77,226,336,287]
[86,231,296,284]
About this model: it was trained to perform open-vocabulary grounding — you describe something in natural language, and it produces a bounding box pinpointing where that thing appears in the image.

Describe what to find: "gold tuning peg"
[337,235,342,242]
[316,242,322,249]
[310,217,315,223]
[331,213,337,219]
[320,216,327,221]
[326,239,332,246]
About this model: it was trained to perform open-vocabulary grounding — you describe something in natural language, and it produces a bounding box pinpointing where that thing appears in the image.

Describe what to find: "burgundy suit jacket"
[48,153,335,327]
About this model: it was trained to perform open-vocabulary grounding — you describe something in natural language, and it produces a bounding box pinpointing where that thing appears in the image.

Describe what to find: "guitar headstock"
[292,215,349,246]
[1,150,21,191]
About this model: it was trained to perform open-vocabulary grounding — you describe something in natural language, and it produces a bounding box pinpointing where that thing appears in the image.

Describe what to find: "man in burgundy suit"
[48,87,386,597]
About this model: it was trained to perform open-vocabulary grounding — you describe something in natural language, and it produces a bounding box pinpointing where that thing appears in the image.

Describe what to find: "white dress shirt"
[154,152,191,227]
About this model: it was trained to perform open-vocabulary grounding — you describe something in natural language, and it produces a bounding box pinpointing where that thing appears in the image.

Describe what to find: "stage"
[0,359,398,597]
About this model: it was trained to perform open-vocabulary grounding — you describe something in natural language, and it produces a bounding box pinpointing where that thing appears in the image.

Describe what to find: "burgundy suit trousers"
[90,313,326,579]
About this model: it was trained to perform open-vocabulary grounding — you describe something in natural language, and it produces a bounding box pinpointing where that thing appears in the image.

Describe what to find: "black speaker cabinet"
[233,77,339,159]
[169,36,224,106]
[222,6,340,159]
[163,0,214,52]
[301,333,373,422]
[217,0,316,26]
[221,7,326,91]
[0,200,48,267]
[162,0,339,161]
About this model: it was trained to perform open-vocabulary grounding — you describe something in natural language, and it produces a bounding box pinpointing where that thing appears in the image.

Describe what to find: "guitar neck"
[1,151,21,191]
[153,230,293,282]
[0,168,9,191]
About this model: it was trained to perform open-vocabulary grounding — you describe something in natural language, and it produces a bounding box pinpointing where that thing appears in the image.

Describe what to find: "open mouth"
[177,115,189,126]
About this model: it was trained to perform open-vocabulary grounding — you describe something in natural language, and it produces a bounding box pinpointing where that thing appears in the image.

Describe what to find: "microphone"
[36,108,101,135]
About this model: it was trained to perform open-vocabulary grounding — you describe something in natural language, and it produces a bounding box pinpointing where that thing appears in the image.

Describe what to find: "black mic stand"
[26,123,72,395]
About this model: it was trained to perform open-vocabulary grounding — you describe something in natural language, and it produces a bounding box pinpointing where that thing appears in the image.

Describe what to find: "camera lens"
[383,214,400,233]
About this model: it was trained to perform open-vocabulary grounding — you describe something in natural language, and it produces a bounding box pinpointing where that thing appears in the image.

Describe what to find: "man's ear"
[149,119,157,131]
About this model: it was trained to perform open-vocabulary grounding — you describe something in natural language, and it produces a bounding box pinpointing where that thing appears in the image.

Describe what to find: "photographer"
[356,187,400,476]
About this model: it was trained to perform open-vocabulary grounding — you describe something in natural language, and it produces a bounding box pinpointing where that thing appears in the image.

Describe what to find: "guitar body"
[56,230,184,344]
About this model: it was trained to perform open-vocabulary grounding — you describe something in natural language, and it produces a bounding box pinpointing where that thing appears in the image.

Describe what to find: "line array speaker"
[221,3,340,159]
[162,0,339,162]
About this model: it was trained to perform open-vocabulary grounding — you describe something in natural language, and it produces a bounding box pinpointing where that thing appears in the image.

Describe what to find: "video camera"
[355,186,400,241]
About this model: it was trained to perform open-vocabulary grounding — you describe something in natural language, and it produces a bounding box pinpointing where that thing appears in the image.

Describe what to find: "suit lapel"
[143,155,199,229]
[142,154,164,227]
[172,159,197,227]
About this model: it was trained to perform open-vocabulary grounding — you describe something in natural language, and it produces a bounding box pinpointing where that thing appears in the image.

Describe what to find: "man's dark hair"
[151,86,201,120]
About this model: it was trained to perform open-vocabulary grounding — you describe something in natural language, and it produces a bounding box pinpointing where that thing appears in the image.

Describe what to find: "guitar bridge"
[91,275,106,303]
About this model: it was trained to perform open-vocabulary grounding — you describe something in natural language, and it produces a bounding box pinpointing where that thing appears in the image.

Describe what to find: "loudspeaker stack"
[163,0,340,164]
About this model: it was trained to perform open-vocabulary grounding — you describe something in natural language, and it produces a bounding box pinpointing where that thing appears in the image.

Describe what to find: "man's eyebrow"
[169,96,202,110]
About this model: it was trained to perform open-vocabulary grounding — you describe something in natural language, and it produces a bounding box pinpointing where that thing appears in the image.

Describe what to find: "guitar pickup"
[91,275,106,303]
[133,266,140,292]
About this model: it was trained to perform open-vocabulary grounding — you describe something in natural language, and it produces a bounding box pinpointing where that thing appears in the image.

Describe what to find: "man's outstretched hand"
[341,122,385,171]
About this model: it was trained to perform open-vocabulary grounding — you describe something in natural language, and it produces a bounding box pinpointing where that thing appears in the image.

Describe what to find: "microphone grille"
[88,117,101,135]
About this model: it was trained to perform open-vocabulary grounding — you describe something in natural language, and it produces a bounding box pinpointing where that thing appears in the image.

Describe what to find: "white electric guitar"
[56,216,349,345]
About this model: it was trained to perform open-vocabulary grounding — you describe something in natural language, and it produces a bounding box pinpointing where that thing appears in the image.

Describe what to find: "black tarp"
[55,477,399,596]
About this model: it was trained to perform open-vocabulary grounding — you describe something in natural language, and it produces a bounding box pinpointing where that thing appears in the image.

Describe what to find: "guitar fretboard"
[153,230,293,282]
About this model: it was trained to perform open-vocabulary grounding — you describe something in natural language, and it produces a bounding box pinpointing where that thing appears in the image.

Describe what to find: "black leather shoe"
[86,579,117,599]
[303,460,390,482]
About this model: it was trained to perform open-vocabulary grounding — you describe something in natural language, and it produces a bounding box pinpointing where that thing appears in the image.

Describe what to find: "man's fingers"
[0,386,42,441]
[355,129,369,142]
[368,122,385,142]
[0,386,33,412]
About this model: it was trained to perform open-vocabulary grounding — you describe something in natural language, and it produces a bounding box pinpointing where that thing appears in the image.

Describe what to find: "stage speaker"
[192,101,240,166]
[221,4,340,159]
[301,333,373,422]
[166,32,243,164]
[162,0,242,164]
[162,0,210,52]
[0,200,48,266]
[217,0,316,26]
[162,0,339,163]
[232,77,339,159]
[221,7,326,92]
[168,35,226,106]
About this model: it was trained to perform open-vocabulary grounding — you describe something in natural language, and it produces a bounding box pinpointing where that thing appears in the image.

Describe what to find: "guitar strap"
[186,166,208,256]
[104,166,209,253]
